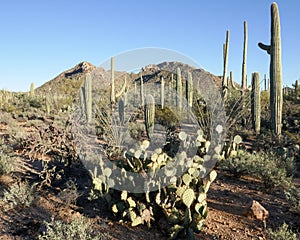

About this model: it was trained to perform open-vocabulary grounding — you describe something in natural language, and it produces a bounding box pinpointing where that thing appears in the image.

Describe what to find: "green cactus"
[241,21,248,90]
[258,2,283,137]
[264,74,267,91]
[80,73,92,123]
[186,72,193,107]
[45,95,51,114]
[30,82,35,97]
[110,56,115,104]
[294,79,299,96]
[176,67,182,111]
[161,76,164,109]
[251,72,261,134]
[110,57,127,106]
[222,30,230,100]
[118,98,124,125]
[140,73,144,107]
[144,94,155,139]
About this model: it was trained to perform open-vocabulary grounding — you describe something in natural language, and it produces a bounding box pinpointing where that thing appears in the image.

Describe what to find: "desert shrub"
[57,180,80,207]
[1,181,36,210]
[38,216,107,240]
[284,185,300,214]
[0,139,17,175]
[219,150,295,190]
[0,153,16,175]
[267,223,298,240]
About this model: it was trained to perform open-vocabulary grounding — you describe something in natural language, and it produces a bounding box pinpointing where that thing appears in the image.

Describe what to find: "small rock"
[245,200,269,222]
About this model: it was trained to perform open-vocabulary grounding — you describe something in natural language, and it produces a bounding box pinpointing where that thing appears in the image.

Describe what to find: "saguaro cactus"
[222,30,230,99]
[30,82,35,97]
[241,21,248,90]
[118,98,124,125]
[140,72,144,106]
[110,57,127,106]
[258,2,283,137]
[176,67,182,111]
[251,72,261,134]
[186,72,193,107]
[80,73,92,123]
[160,76,164,109]
[45,95,51,114]
[144,94,155,139]
[110,57,115,104]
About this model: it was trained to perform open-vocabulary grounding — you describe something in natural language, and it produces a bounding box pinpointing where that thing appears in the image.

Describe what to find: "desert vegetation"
[0,2,299,240]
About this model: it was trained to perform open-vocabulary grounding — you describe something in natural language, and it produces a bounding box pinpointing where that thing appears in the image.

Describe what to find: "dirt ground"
[0,156,299,240]
[0,121,299,240]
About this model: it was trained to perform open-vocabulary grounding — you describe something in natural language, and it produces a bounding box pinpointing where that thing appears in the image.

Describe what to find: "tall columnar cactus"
[110,56,115,104]
[241,21,248,90]
[160,76,164,109]
[294,79,299,96]
[186,72,193,107]
[258,2,283,137]
[110,57,127,106]
[144,94,155,139]
[264,74,267,91]
[30,82,35,97]
[119,98,125,125]
[140,72,144,106]
[80,73,92,123]
[176,67,182,111]
[222,30,230,99]
[45,95,51,114]
[251,72,261,134]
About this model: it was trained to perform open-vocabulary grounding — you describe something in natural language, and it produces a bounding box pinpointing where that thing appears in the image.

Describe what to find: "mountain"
[36,61,223,99]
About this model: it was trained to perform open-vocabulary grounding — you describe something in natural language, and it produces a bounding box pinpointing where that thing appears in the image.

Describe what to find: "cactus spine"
[30,82,35,97]
[251,72,261,134]
[176,67,182,111]
[160,76,164,109]
[80,73,92,123]
[222,30,230,99]
[144,94,155,139]
[186,72,193,107]
[258,2,283,137]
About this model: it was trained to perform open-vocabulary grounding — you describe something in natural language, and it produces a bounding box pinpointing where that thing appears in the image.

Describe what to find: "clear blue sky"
[0,0,299,91]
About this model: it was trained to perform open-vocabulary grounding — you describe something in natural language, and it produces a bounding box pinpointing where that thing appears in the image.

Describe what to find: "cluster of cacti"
[110,57,127,106]
[90,129,218,239]
[251,72,261,134]
[258,2,283,137]
[80,73,92,123]
[144,94,155,139]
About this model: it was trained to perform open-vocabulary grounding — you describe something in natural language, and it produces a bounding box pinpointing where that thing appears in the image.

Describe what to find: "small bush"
[219,150,295,190]
[0,154,16,175]
[267,223,298,240]
[1,181,36,210]
[38,216,107,240]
